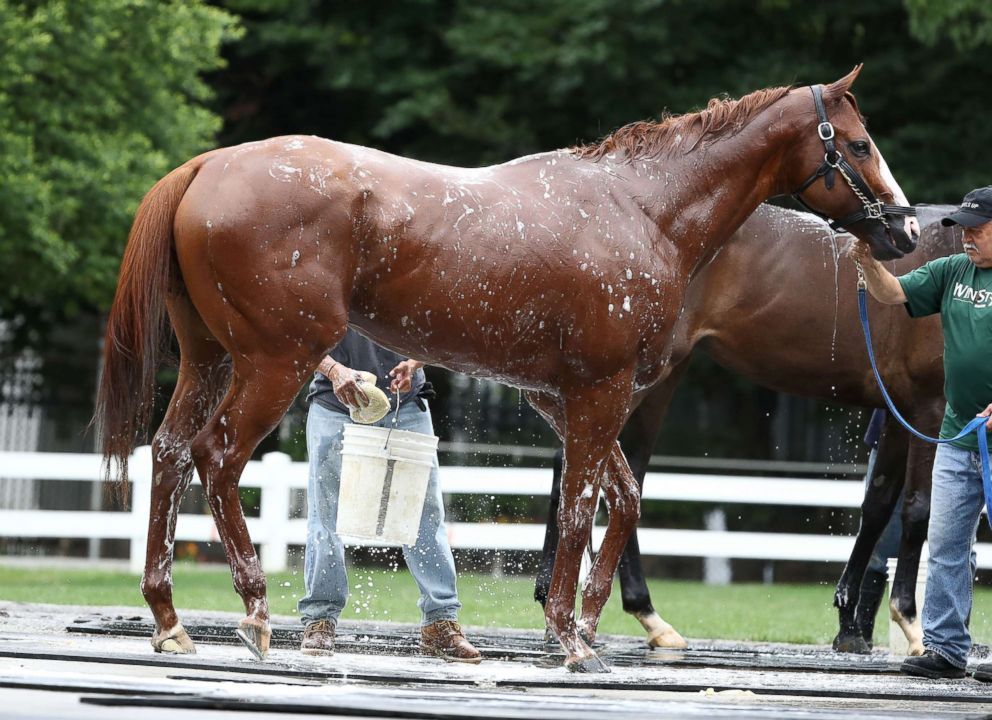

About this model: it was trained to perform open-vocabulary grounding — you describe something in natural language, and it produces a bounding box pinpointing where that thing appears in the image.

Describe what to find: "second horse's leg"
[833,420,905,653]
[890,432,937,656]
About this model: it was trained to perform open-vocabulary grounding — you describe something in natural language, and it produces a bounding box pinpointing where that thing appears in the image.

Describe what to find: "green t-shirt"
[898,254,992,451]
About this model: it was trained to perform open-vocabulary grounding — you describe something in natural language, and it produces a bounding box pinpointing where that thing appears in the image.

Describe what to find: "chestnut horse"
[95,66,917,672]
[537,204,956,654]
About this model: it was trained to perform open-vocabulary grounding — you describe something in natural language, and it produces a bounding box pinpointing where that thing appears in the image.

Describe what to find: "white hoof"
[638,612,688,649]
[152,623,196,654]
[890,600,924,657]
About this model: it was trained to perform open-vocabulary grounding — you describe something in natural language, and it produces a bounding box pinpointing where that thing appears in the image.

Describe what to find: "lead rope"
[855,261,992,528]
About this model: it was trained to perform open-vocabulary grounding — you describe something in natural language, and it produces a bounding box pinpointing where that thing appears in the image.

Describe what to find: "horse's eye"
[849,140,870,157]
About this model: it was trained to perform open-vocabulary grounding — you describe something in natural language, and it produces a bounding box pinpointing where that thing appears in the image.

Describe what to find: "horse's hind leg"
[833,419,906,653]
[189,350,320,659]
[890,425,939,657]
[143,295,230,654]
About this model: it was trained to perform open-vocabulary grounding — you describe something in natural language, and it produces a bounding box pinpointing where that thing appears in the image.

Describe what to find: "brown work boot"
[421,620,482,664]
[300,619,335,656]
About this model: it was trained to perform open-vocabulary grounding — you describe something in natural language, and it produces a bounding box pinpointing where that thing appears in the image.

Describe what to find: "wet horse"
[95,66,917,672]
[536,204,956,654]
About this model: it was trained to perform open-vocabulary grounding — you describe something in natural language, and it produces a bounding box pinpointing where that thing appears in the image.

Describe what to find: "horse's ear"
[823,64,863,101]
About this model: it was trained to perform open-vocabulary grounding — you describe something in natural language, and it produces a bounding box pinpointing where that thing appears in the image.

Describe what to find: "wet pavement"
[2,601,992,718]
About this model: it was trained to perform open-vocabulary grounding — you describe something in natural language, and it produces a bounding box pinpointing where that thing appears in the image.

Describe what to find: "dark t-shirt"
[307,329,425,415]
[898,253,992,451]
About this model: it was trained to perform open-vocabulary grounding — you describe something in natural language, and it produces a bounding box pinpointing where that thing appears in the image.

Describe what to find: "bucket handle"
[383,388,401,451]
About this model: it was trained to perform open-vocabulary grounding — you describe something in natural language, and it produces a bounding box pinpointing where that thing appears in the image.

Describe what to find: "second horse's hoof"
[832,633,871,655]
[566,653,610,674]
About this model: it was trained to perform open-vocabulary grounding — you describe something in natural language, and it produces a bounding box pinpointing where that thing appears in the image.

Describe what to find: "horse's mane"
[574,85,793,163]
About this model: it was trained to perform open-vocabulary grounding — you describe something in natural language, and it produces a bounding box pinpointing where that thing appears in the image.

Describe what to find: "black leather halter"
[792,85,915,232]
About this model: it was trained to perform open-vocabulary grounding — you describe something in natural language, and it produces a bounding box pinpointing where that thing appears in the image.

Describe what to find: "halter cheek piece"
[791,85,916,232]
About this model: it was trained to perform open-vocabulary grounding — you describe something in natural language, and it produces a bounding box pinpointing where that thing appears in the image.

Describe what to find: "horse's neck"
[621,120,794,278]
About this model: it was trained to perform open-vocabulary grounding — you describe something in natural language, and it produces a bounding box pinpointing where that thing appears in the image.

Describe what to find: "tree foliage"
[215,0,992,207]
[0,0,239,335]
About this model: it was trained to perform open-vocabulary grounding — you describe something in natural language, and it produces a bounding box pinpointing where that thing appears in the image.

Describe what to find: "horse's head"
[788,65,919,260]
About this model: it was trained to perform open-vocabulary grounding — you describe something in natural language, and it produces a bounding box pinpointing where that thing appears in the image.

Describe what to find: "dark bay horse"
[537,204,955,654]
[95,66,918,672]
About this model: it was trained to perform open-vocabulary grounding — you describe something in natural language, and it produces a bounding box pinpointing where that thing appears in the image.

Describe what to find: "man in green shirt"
[852,186,992,680]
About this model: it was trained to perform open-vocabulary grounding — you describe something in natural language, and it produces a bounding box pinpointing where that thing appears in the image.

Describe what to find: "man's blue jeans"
[923,442,985,668]
[297,401,461,627]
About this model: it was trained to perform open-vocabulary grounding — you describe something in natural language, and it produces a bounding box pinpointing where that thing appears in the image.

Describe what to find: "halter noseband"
[792,85,915,232]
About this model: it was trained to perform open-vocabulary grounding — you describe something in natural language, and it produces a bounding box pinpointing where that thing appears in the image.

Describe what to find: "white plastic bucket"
[336,423,438,546]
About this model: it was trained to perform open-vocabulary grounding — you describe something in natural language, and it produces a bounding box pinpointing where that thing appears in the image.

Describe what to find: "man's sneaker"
[300,619,335,656]
[901,650,965,679]
[420,620,482,664]
[973,662,992,682]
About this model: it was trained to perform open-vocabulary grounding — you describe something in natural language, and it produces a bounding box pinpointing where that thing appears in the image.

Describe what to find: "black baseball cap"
[942,186,992,227]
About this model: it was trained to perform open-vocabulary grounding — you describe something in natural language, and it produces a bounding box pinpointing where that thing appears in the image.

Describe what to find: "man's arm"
[849,241,907,305]
[317,355,370,408]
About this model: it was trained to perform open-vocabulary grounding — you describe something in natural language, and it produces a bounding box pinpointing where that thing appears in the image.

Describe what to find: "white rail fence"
[3,447,992,575]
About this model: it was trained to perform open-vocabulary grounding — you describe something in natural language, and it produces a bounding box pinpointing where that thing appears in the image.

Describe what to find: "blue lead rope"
[858,285,992,529]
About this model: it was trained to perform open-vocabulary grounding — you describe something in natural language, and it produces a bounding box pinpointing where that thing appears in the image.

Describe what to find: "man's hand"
[848,238,875,267]
[978,403,992,430]
[847,240,907,305]
[318,356,369,408]
[389,359,424,394]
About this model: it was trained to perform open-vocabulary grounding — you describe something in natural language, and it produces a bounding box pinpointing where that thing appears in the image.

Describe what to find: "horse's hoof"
[566,652,610,674]
[907,641,925,657]
[648,627,688,650]
[235,617,271,661]
[151,623,196,655]
[542,626,559,650]
[832,633,870,655]
[638,612,688,650]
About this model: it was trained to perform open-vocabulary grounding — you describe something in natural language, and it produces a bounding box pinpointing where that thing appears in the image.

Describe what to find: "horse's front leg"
[615,361,689,649]
[577,444,640,644]
[533,370,634,673]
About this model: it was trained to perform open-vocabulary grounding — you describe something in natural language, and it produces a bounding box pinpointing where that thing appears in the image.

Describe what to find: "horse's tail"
[93,162,201,500]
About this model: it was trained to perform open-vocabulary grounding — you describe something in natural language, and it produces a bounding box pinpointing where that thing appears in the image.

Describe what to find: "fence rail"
[2,447,990,574]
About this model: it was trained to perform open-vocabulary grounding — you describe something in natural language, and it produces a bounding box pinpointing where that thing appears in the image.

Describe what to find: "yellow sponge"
[349,371,391,424]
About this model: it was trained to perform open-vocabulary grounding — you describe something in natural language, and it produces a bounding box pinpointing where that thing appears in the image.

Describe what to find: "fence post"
[129,445,153,575]
[703,508,731,585]
[259,452,291,573]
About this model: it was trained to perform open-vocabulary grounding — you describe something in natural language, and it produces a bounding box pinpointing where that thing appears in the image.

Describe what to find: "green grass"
[4,563,992,646]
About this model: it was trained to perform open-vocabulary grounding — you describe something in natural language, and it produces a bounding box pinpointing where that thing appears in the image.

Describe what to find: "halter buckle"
[817,121,835,141]
[865,202,884,220]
